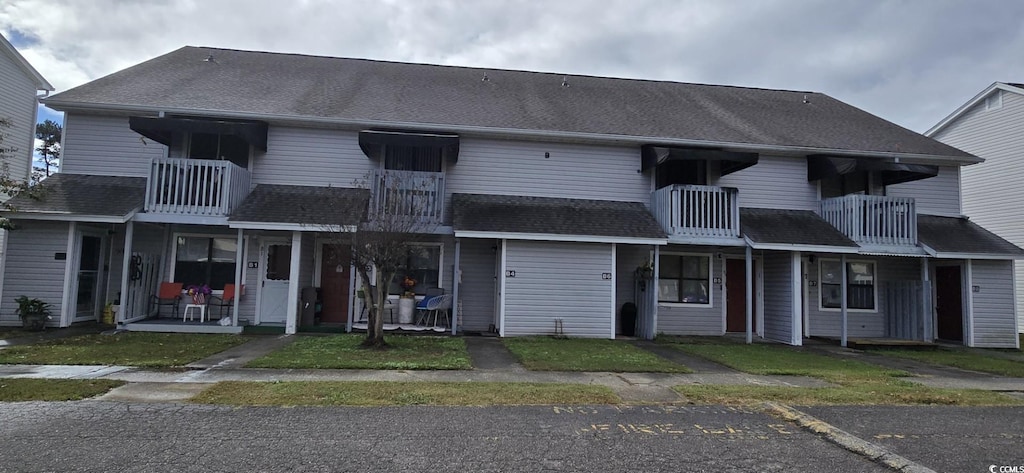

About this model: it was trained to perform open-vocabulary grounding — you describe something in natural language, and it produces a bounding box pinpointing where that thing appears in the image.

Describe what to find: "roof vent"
[482,72,489,82]
[561,76,569,88]
[203,54,217,63]
[802,94,810,104]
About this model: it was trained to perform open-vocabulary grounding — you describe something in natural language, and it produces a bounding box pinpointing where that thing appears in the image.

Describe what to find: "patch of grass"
[192,381,620,406]
[675,383,1023,406]
[869,348,1024,378]
[503,337,691,372]
[0,328,32,340]
[246,334,471,370]
[0,378,125,401]
[670,341,905,383]
[0,333,249,367]
[665,338,1019,406]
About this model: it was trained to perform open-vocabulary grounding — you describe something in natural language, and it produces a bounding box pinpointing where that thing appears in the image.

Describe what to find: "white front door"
[258,240,291,324]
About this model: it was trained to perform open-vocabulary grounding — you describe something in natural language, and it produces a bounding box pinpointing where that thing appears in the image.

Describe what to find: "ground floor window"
[658,254,711,304]
[173,235,238,290]
[388,244,442,295]
[820,259,876,310]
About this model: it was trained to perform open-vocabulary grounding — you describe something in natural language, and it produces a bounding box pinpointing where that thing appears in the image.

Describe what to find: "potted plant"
[397,276,417,323]
[185,284,212,305]
[15,296,52,331]
[635,261,655,280]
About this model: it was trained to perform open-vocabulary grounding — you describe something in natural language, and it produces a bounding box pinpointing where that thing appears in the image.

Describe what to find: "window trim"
[168,232,247,295]
[657,252,714,307]
[817,258,878,313]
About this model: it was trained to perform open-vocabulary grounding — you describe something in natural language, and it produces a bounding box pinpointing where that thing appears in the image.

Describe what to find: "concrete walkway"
[186,334,296,369]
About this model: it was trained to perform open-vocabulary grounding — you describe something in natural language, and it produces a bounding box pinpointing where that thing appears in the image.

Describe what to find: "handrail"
[651,184,739,238]
[145,158,251,216]
[820,194,917,245]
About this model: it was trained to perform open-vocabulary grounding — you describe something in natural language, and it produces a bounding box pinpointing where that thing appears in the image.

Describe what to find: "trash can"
[620,302,637,337]
[300,287,318,327]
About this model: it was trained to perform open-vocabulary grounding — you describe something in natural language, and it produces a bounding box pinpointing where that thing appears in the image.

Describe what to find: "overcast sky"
[3,0,1023,133]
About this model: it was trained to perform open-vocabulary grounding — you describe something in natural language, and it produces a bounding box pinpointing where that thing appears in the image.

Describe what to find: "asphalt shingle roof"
[4,173,145,219]
[452,194,666,239]
[740,208,859,248]
[45,46,971,160]
[918,215,1024,257]
[229,185,369,226]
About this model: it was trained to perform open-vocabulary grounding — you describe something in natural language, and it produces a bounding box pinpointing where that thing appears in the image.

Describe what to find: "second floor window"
[658,254,711,304]
[189,133,250,169]
[655,160,707,188]
[385,145,443,172]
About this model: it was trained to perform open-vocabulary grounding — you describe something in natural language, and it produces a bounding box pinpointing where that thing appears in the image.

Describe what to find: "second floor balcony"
[651,184,740,239]
[370,169,446,224]
[819,194,917,246]
[144,158,252,218]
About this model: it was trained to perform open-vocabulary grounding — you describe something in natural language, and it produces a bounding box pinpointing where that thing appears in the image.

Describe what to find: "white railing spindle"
[650,185,740,238]
[819,194,917,246]
[145,158,251,218]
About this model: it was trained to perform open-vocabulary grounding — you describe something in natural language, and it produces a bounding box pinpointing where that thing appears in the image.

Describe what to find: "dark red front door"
[726,259,756,332]
[320,244,351,324]
[935,266,963,342]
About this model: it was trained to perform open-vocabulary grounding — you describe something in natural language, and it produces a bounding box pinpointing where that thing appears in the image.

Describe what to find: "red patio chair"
[150,282,183,319]
[208,284,242,320]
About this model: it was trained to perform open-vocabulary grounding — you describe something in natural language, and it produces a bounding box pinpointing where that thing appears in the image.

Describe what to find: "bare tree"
[0,117,35,230]
[323,171,440,348]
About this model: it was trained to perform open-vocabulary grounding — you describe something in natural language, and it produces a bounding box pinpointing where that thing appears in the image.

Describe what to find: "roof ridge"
[186,45,819,95]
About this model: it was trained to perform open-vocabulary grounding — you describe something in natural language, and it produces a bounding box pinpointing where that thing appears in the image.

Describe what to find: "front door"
[74,233,106,322]
[935,265,964,342]
[258,241,291,324]
[726,259,756,332]
[319,244,351,324]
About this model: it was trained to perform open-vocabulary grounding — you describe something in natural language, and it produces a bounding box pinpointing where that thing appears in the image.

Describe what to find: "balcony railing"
[371,169,445,223]
[651,185,740,238]
[144,158,252,217]
[820,195,917,246]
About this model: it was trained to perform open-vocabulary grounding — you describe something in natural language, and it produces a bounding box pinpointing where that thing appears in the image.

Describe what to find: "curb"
[762,402,936,473]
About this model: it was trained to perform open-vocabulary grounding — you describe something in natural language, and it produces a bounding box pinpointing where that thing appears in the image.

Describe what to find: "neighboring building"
[927,82,1024,334]
[0,32,53,290]
[2,46,1020,348]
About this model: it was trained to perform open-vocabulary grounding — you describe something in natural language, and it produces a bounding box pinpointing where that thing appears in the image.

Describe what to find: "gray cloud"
[2,0,1022,132]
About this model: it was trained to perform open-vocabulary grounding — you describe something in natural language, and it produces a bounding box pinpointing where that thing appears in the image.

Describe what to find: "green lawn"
[0,378,125,402]
[193,381,620,406]
[503,337,691,372]
[663,338,1021,406]
[0,328,32,340]
[246,334,471,370]
[869,348,1024,378]
[0,333,249,367]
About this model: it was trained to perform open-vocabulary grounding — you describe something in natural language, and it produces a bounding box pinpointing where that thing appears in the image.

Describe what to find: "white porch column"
[651,245,661,340]
[118,221,134,324]
[610,243,617,340]
[232,228,243,327]
[790,251,803,346]
[840,254,848,347]
[498,239,507,337]
[966,259,975,347]
[60,222,77,327]
[745,244,753,344]
[285,231,302,335]
[346,255,356,334]
[921,259,933,342]
[452,239,461,335]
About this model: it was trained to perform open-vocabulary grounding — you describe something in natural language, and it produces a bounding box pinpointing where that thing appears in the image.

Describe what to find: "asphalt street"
[803,406,1024,473]
[0,402,887,473]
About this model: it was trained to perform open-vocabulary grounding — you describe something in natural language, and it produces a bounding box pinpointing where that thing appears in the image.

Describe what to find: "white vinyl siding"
[60,114,168,177]
[717,155,818,211]
[446,138,649,203]
[657,253,722,335]
[935,90,1024,332]
[761,251,795,343]
[0,221,69,326]
[807,256,919,339]
[251,127,375,187]
[970,259,1017,348]
[457,238,497,332]
[0,48,37,185]
[502,240,613,338]
[885,166,961,216]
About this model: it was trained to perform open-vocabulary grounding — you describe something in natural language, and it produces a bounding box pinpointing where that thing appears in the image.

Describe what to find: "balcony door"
[258,240,291,325]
